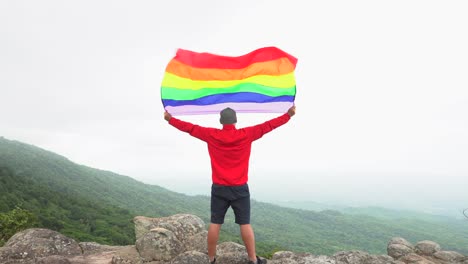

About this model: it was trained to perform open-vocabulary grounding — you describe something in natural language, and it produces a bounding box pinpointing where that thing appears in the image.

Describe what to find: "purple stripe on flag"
[165,102,294,115]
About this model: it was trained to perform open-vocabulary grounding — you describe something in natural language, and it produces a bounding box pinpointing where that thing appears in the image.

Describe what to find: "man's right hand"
[287,105,296,117]
[164,111,172,121]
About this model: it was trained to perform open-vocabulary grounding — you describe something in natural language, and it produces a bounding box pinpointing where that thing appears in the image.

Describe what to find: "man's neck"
[222,124,236,130]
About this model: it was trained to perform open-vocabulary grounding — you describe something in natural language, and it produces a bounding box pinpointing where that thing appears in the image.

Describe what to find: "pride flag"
[161,47,297,115]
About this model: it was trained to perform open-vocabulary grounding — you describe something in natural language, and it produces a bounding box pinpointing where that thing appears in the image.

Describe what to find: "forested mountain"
[1,136,467,255]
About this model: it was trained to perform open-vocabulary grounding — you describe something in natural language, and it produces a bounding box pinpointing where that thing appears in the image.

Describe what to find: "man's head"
[220,107,237,125]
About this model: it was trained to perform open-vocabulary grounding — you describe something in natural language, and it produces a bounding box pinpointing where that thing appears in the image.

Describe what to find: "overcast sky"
[1,1,467,212]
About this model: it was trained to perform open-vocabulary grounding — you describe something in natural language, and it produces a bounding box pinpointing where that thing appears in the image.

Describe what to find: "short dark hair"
[220,108,237,124]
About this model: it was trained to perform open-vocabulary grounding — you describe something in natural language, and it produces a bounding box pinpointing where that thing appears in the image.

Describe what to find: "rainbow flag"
[161,47,297,115]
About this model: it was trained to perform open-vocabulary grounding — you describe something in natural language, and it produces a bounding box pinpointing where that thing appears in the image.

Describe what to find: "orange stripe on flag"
[166,57,295,81]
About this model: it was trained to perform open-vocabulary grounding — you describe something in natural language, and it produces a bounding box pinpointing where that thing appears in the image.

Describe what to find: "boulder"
[399,253,436,264]
[388,237,415,259]
[215,242,249,264]
[415,241,441,256]
[135,227,183,262]
[0,228,81,263]
[111,246,143,264]
[334,250,399,264]
[133,214,205,243]
[433,250,465,262]
[185,230,208,254]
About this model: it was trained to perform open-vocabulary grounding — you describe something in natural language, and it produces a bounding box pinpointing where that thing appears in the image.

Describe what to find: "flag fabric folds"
[161,47,298,115]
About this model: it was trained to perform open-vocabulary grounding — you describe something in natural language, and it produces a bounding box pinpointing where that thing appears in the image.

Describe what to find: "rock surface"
[0,214,466,264]
[387,237,468,264]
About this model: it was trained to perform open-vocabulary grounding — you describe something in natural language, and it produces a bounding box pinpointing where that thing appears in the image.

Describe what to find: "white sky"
[1,0,467,212]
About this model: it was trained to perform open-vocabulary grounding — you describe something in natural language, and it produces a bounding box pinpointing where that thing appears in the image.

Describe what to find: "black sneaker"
[248,256,267,264]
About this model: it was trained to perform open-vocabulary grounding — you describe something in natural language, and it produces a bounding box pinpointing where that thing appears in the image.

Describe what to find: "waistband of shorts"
[212,183,248,188]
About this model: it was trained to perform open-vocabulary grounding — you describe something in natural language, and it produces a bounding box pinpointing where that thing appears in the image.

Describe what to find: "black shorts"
[211,183,250,225]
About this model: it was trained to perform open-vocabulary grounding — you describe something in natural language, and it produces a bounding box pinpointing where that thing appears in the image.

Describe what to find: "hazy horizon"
[1,1,467,218]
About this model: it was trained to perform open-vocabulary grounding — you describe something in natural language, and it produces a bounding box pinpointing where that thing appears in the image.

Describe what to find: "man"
[164,105,296,264]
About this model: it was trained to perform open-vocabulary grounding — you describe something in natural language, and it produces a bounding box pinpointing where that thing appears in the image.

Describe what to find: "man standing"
[164,105,296,264]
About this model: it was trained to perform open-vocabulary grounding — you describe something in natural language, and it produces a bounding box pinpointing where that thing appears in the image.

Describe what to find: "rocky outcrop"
[0,228,133,264]
[0,214,466,264]
[269,250,401,264]
[0,228,81,264]
[387,237,467,264]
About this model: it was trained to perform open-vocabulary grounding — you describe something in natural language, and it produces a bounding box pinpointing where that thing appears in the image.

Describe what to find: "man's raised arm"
[246,105,296,141]
[164,111,210,141]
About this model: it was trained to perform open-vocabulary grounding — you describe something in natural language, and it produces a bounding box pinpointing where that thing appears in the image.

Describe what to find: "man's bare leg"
[208,223,222,262]
[240,224,257,262]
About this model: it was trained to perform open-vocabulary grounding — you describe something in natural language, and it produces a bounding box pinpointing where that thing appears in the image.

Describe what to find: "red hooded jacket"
[169,113,291,186]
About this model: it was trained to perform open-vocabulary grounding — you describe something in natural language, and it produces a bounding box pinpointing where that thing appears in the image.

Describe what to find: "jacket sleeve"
[245,113,291,141]
[168,117,210,142]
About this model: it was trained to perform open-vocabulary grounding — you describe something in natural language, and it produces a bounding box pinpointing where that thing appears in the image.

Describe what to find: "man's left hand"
[164,111,172,121]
